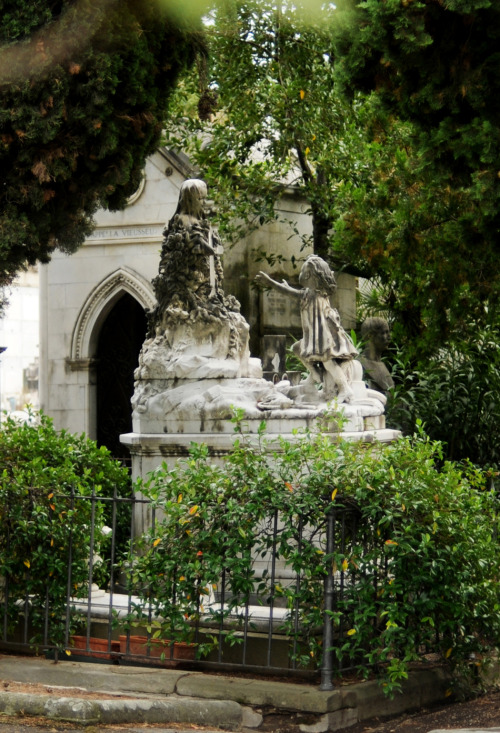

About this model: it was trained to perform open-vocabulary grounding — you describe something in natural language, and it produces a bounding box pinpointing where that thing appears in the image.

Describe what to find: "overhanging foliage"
[0,0,199,293]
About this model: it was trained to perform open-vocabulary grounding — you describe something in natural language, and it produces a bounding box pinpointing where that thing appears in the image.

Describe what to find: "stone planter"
[119,634,196,661]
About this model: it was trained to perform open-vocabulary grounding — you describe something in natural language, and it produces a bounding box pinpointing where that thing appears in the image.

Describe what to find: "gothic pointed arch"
[69,267,155,365]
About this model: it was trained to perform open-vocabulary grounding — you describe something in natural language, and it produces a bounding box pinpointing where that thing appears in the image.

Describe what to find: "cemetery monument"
[121,180,399,494]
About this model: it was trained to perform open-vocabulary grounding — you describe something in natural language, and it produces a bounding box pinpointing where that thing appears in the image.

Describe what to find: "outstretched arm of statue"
[254,271,302,298]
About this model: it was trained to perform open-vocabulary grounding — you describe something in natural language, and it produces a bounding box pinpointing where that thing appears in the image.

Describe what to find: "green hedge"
[128,418,500,693]
[0,412,130,649]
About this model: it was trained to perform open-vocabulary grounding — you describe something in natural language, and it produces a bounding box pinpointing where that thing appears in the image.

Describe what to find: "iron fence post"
[320,503,336,691]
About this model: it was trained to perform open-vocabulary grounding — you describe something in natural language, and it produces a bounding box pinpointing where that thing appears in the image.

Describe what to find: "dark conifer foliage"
[0,0,198,289]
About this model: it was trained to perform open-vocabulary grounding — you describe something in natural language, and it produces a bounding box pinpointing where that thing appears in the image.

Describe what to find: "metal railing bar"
[266,510,279,668]
[319,504,336,691]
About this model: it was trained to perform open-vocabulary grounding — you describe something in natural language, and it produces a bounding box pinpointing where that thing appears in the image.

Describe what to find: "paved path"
[0,653,473,732]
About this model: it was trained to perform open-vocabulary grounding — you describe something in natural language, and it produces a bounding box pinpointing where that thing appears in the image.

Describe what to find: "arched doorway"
[95,293,147,463]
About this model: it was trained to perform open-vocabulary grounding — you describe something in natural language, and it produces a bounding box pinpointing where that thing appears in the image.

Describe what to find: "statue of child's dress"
[256,255,358,403]
[299,289,358,364]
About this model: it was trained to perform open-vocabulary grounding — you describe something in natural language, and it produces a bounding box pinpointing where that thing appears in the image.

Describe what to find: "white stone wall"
[0,269,39,412]
[39,150,183,436]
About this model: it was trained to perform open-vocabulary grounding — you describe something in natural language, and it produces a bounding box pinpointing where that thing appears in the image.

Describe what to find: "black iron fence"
[1,488,375,686]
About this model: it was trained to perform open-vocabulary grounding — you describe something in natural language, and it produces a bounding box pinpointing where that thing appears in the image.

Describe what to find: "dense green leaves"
[323,0,500,463]
[333,0,500,132]
[331,0,500,349]
[0,411,130,648]
[386,319,500,468]
[334,430,499,692]
[164,0,367,259]
[1,410,497,691]
[0,0,198,294]
[126,418,500,692]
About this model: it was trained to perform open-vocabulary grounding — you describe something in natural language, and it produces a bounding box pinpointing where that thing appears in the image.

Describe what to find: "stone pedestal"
[120,416,400,538]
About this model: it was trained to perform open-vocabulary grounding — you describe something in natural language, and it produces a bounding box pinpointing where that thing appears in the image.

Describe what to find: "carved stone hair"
[302,255,337,294]
[176,179,208,218]
[361,316,389,339]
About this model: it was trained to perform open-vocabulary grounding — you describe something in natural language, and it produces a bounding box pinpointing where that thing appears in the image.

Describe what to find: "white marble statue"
[130,181,387,434]
[134,179,253,385]
[255,256,358,404]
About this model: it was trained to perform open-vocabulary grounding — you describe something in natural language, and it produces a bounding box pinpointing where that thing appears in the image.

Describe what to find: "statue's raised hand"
[254,271,273,287]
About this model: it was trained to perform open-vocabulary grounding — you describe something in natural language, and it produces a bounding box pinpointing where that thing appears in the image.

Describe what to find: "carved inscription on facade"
[87,225,164,242]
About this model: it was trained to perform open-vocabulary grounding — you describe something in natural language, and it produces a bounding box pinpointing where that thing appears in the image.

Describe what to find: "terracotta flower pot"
[119,634,196,661]
[70,635,120,660]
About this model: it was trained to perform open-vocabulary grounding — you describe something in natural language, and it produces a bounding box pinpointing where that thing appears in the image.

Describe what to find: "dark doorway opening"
[95,293,147,464]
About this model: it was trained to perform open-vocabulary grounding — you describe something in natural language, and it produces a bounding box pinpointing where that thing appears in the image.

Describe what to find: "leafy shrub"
[333,428,500,691]
[0,412,130,648]
[127,421,320,656]
[128,418,500,692]
[386,322,500,470]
